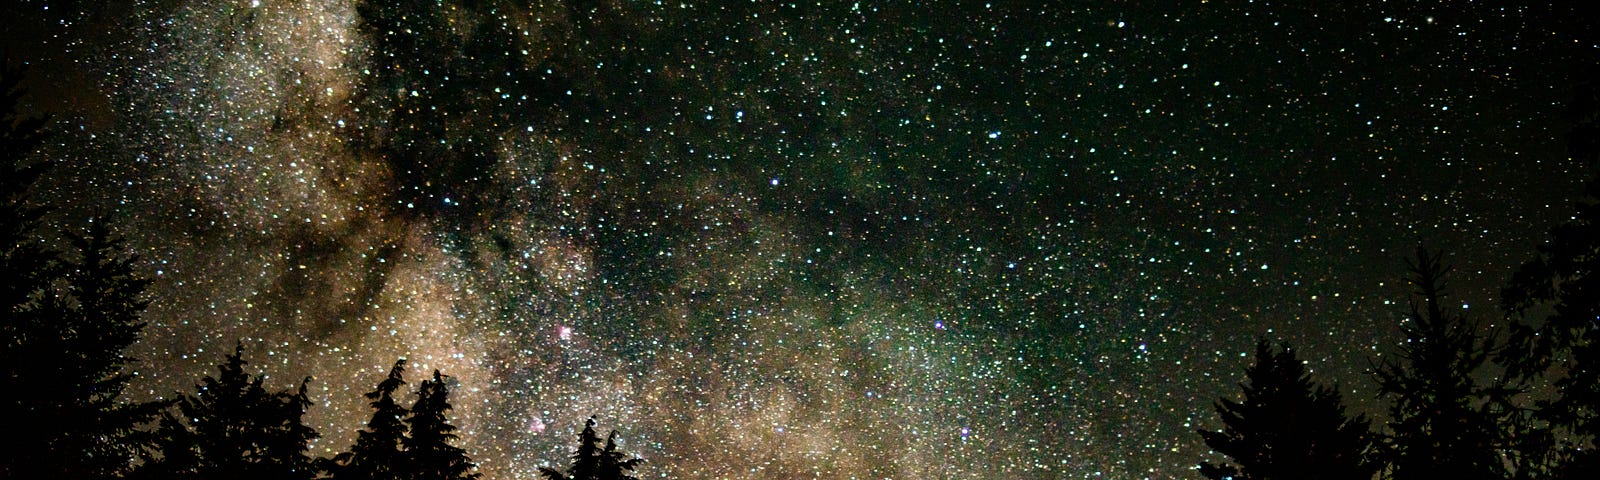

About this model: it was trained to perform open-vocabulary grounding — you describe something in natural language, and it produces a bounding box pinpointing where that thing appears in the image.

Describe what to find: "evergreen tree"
[1,59,65,480]
[1197,340,1376,480]
[330,360,410,480]
[540,417,644,480]
[51,222,167,477]
[1375,247,1508,479]
[595,431,644,480]
[404,370,480,480]
[0,62,52,317]
[1501,69,1600,478]
[1,62,161,480]
[540,417,603,480]
[137,343,319,480]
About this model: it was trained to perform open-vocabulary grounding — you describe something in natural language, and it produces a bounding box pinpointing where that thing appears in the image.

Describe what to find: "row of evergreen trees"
[0,64,646,480]
[131,349,485,480]
[1197,248,1515,480]
[1197,73,1600,479]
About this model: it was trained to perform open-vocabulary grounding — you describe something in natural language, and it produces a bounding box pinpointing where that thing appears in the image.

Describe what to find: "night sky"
[4,0,1595,478]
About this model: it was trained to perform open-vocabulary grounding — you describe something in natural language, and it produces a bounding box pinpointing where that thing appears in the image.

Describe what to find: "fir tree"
[1198,340,1376,480]
[404,370,480,480]
[540,417,603,480]
[1,62,161,480]
[1501,69,1600,478]
[330,359,410,480]
[52,222,167,478]
[595,431,644,480]
[540,417,644,480]
[138,343,319,480]
[1,59,62,480]
[1375,247,1508,479]
[0,62,52,317]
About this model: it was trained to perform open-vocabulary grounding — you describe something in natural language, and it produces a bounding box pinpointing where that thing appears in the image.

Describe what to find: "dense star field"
[4,0,1594,478]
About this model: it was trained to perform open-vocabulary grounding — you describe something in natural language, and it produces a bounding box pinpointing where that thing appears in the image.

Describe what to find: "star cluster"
[6,0,1593,478]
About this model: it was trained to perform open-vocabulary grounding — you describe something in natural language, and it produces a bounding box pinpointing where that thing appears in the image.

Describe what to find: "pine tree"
[540,417,603,480]
[1,62,161,480]
[137,343,319,480]
[1,59,64,480]
[404,370,480,480]
[1197,340,1376,480]
[1501,69,1600,478]
[1375,247,1508,479]
[265,379,320,479]
[0,62,52,317]
[330,359,410,480]
[52,222,167,478]
[595,431,644,480]
[540,417,644,480]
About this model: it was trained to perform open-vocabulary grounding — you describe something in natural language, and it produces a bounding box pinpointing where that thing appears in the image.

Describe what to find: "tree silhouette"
[0,62,52,315]
[540,417,644,480]
[404,370,480,480]
[1374,247,1509,479]
[594,430,644,480]
[52,222,168,477]
[330,359,411,480]
[1197,339,1376,480]
[1501,69,1600,478]
[137,343,319,480]
[1,62,162,480]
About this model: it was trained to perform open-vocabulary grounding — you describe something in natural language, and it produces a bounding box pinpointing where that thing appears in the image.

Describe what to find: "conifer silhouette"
[138,343,319,480]
[404,370,480,480]
[1375,247,1508,479]
[595,431,644,480]
[0,62,52,313]
[54,222,168,477]
[330,359,411,480]
[1,62,161,480]
[540,417,644,480]
[1501,70,1600,478]
[1197,340,1375,480]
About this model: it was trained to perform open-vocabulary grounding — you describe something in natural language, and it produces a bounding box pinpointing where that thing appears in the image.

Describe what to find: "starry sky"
[4,0,1595,478]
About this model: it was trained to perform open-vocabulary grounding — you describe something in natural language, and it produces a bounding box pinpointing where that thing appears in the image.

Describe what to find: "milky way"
[6,1,1594,478]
